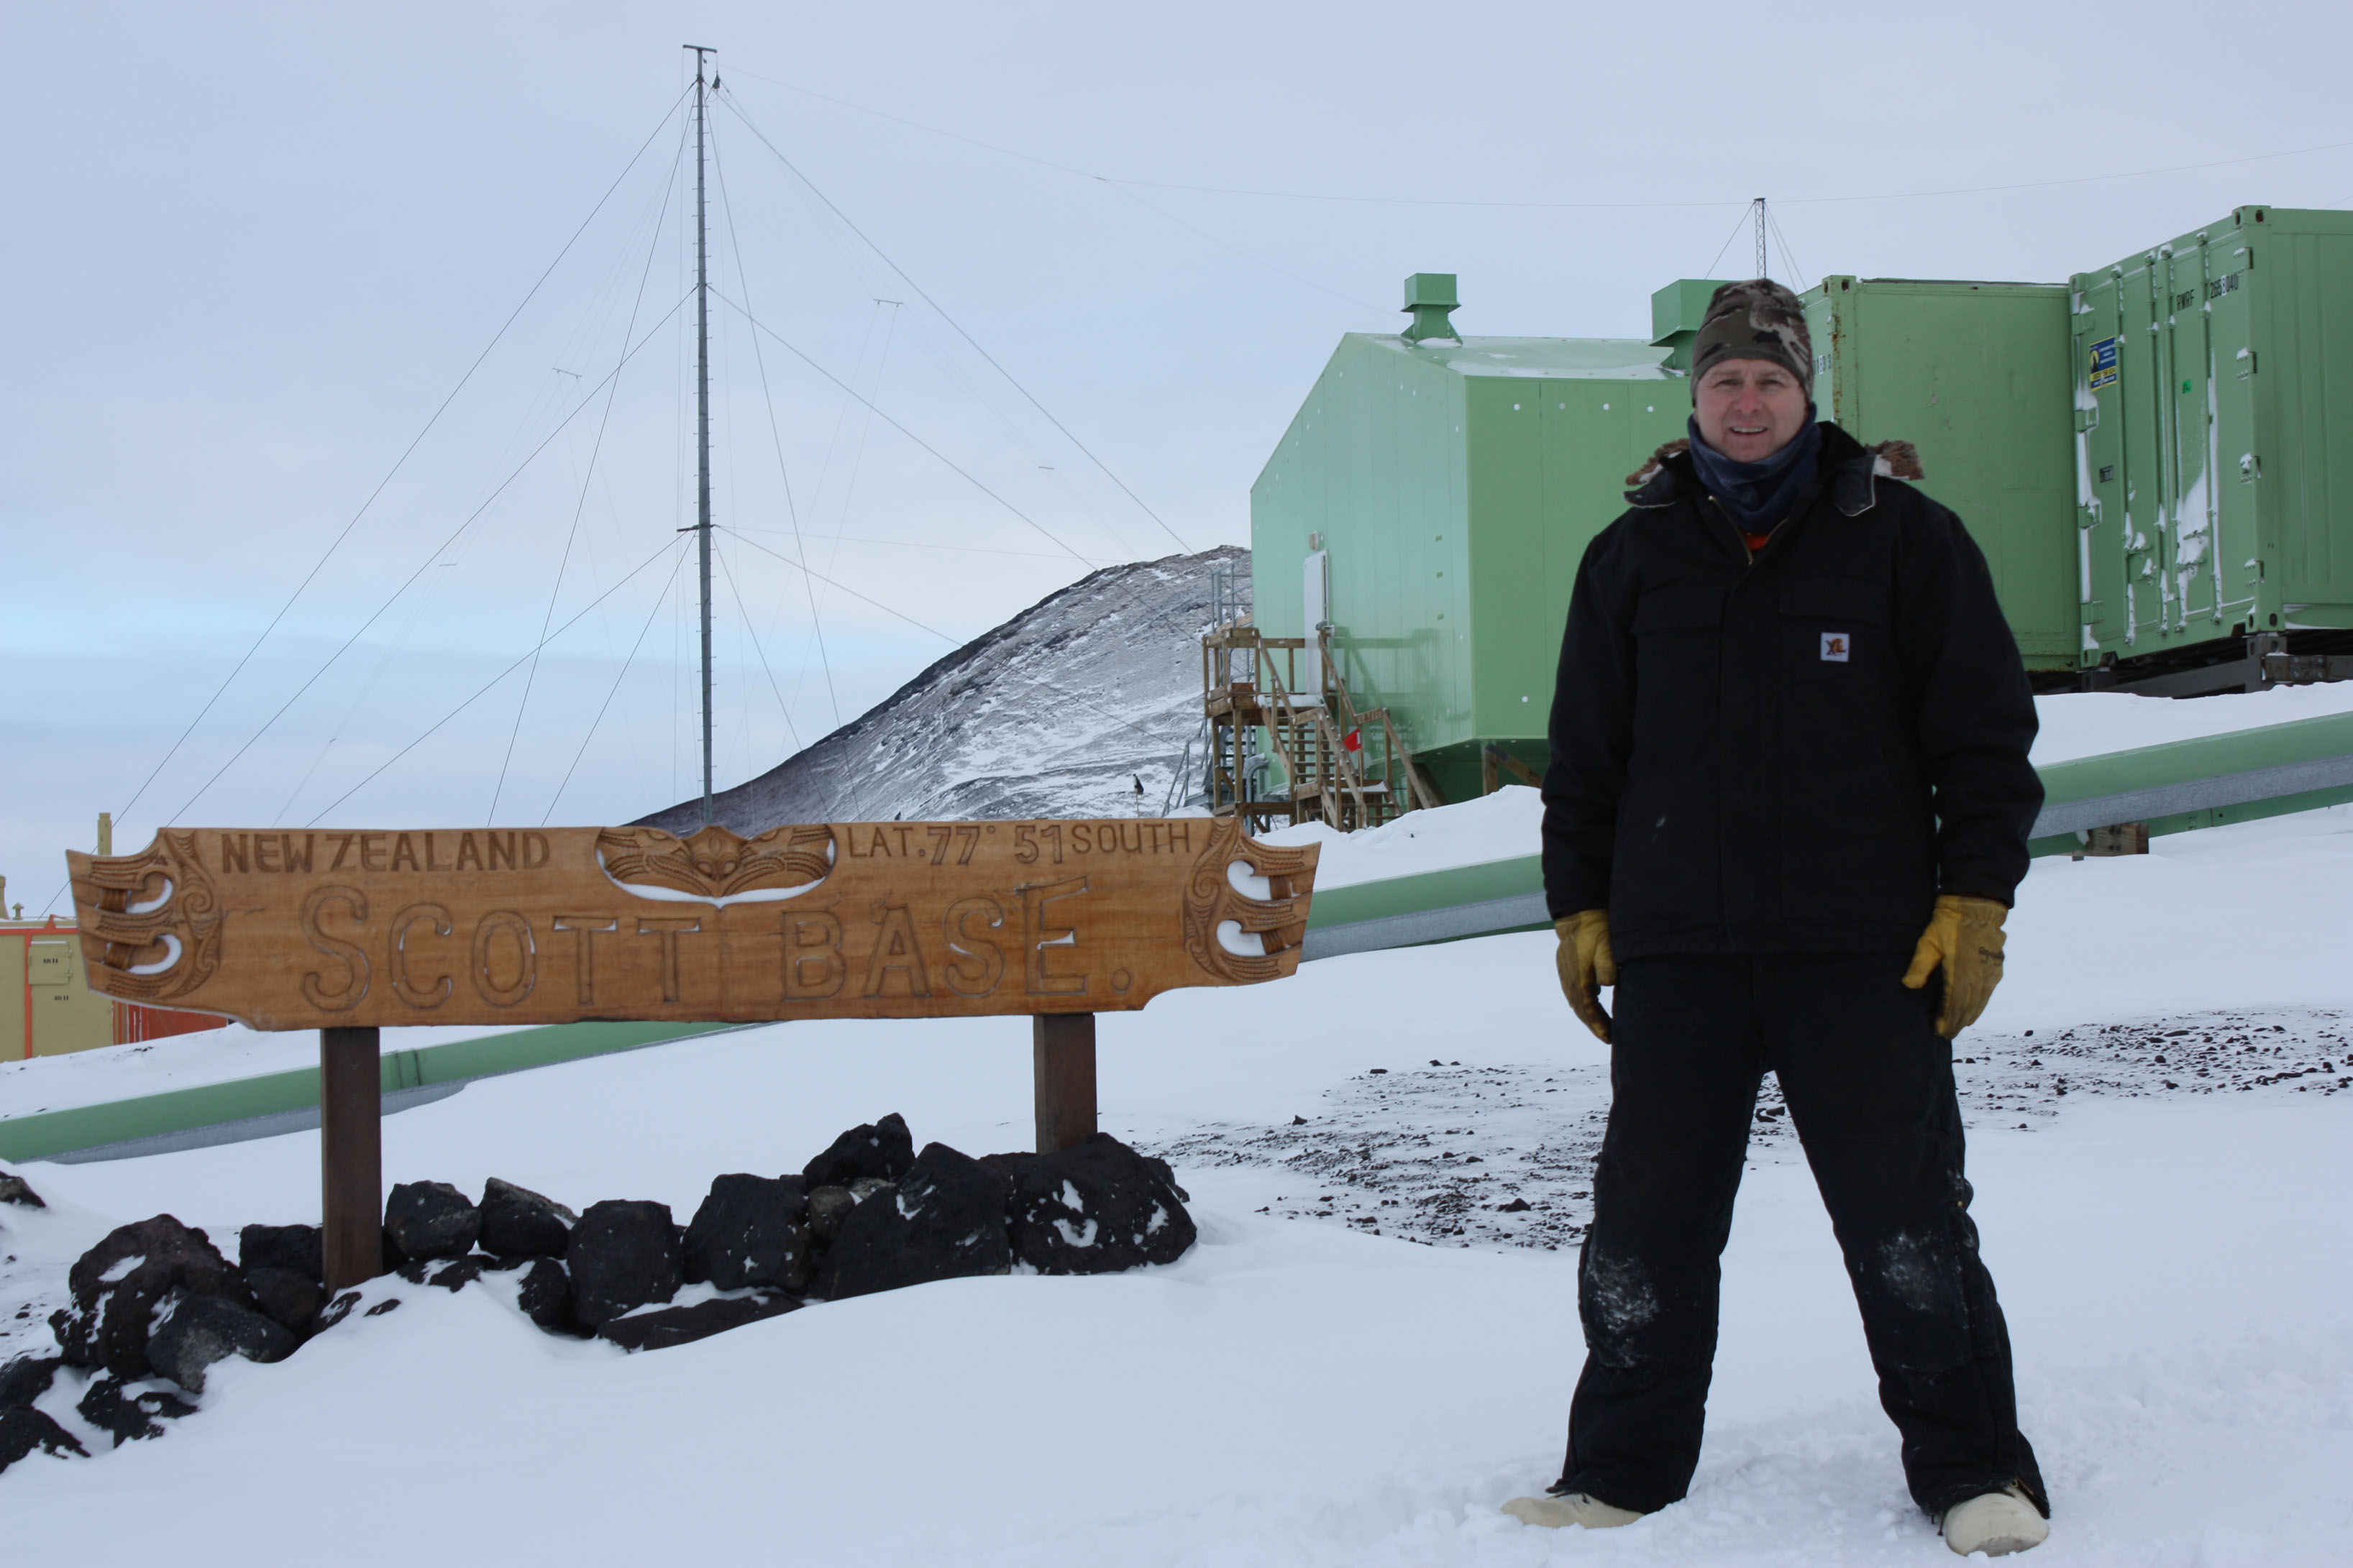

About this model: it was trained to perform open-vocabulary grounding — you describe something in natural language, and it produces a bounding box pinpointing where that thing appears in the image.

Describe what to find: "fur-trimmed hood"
[1624,426,1922,518]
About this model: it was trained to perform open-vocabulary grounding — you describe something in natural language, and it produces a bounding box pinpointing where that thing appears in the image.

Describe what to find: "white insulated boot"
[1501,1491,1645,1530]
[1942,1487,2048,1556]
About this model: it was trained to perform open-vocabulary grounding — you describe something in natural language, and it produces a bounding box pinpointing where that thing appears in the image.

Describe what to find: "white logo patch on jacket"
[1821,632,1851,663]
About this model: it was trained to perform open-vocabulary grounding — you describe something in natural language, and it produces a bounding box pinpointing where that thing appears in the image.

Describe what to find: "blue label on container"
[2088,336,2119,392]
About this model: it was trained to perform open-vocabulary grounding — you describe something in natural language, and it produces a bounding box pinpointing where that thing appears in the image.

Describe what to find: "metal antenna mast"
[1754,197,1768,279]
[688,45,716,825]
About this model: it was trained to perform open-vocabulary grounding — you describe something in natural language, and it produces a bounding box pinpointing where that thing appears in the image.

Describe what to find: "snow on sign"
[63,819,1318,1030]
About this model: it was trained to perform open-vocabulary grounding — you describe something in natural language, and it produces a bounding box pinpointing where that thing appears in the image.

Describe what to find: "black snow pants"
[1555,953,2048,1521]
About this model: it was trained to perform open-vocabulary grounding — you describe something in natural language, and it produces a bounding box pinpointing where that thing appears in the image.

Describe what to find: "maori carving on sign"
[595,822,835,899]
[66,829,224,1003]
[1181,817,1316,984]
[64,819,1318,1032]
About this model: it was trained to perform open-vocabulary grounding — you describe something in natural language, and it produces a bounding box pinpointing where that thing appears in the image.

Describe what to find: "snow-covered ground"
[6,691,2353,1564]
[2024,682,2353,766]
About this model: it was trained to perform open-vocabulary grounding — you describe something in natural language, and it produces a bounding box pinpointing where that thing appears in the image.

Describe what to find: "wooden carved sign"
[63,818,1317,1032]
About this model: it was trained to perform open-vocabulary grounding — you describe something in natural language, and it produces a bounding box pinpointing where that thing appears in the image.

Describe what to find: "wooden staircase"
[1198,620,1443,835]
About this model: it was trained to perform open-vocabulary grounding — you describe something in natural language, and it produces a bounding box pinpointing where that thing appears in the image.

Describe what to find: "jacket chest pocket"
[1778,578,1888,669]
[1773,574,1917,866]
[1776,575,1901,771]
[1632,583,1729,692]
[1633,584,1728,636]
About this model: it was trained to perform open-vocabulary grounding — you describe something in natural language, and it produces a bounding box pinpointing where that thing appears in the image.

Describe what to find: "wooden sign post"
[68,818,1315,1288]
[319,1025,384,1290]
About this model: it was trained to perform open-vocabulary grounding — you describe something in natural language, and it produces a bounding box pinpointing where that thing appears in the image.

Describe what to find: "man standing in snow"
[1512,280,2050,1557]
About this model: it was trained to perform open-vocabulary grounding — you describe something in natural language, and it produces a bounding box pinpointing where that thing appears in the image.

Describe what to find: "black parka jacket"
[1539,423,2042,960]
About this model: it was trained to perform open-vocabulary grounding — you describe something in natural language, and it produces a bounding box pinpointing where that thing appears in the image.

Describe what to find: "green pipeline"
[6,707,2348,1164]
[2024,707,2353,855]
[0,1020,741,1165]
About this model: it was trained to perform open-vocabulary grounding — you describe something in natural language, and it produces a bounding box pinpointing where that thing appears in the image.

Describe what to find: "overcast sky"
[5,0,2349,912]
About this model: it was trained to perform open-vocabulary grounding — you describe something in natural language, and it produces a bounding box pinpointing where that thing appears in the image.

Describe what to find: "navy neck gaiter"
[1686,412,1823,537]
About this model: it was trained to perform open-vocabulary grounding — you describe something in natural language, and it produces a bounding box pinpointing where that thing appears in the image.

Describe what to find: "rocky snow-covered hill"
[636,546,1242,833]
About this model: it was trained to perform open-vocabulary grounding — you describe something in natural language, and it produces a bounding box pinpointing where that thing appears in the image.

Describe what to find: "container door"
[1802,279,1861,430]
[2164,243,2221,633]
[2206,229,2262,631]
[25,935,81,1058]
[2169,231,2230,634]
[2265,227,2353,615]
[2118,254,2169,647]
[26,935,75,990]
[1850,282,2075,668]
[2075,271,2129,655]
[2,936,19,1058]
[2148,249,2192,641]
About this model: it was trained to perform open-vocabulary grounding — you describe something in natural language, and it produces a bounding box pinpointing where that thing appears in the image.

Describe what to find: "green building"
[1801,276,2081,671]
[1249,273,2101,804]
[1248,275,1692,804]
[1248,232,2353,812]
[2072,206,2353,684]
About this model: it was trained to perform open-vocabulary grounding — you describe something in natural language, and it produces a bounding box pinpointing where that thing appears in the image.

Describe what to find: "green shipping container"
[1250,276,1692,802]
[2073,206,2353,669]
[1801,276,2081,671]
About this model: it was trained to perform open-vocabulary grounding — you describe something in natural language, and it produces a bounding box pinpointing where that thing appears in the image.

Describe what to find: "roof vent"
[1401,273,1461,344]
[1649,278,1737,370]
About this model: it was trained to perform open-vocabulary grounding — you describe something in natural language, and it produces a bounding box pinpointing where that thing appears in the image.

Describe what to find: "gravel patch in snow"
[1148,1007,2351,1252]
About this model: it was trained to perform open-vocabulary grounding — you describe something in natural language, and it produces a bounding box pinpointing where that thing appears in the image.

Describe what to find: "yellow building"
[4,914,117,1057]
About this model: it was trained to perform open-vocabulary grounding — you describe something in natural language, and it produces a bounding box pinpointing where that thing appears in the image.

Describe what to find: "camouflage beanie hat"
[1689,278,1813,400]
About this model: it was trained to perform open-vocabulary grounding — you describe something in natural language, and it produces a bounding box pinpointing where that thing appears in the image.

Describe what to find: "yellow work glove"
[1554,909,1617,1043]
[1901,893,2009,1038]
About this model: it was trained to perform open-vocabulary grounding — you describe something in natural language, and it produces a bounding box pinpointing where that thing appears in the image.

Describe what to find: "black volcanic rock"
[239,1224,323,1283]
[52,1215,254,1378]
[144,1291,297,1394]
[77,1375,196,1446]
[565,1201,682,1328]
[974,1152,1030,1193]
[816,1142,1011,1301]
[1008,1134,1196,1275]
[383,1181,480,1263]
[479,1178,577,1260]
[428,1257,485,1293]
[516,1259,588,1337]
[244,1267,325,1334]
[0,1406,88,1471]
[0,1171,45,1209]
[804,1185,855,1244]
[0,1354,60,1409]
[683,1174,811,1293]
[595,1292,800,1352]
[802,1114,915,1189]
